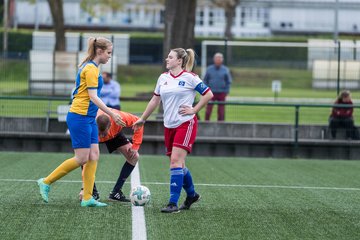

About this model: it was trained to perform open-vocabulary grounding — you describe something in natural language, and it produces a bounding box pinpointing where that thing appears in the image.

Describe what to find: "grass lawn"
[1,152,360,239]
[0,59,29,95]
[0,96,336,124]
[0,90,349,124]
[1,63,359,124]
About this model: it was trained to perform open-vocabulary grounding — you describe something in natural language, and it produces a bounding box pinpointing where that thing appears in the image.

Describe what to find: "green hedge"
[0,31,32,52]
[0,30,310,60]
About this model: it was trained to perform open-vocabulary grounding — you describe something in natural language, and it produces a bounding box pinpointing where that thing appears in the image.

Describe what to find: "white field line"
[1,178,360,191]
[130,163,147,240]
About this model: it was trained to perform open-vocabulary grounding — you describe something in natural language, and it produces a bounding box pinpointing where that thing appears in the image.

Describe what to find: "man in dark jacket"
[203,53,232,121]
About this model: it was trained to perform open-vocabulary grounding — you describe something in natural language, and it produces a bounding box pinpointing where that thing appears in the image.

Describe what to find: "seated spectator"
[329,90,359,140]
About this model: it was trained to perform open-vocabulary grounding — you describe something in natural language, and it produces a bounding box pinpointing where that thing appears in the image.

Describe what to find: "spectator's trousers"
[205,92,227,121]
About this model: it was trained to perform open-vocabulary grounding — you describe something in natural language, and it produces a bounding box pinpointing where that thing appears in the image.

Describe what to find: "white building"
[12,0,360,37]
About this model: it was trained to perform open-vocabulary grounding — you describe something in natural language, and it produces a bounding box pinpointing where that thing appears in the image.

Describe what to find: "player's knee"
[89,151,99,161]
[77,158,87,165]
[169,157,183,168]
[127,158,137,166]
[127,152,139,166]
[74,152,90,165]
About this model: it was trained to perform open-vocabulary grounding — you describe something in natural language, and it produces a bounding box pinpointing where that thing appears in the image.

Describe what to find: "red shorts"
[164,116,198,156]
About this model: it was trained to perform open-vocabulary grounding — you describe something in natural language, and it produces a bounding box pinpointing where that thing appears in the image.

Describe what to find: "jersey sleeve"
[131,126,144,151]
[154,75,163,96]
[84,65,99,89]
[119,111,144,150]
[192,75,209,95]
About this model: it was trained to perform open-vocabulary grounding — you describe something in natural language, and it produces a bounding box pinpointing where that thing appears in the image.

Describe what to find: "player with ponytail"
[133,48,213,213]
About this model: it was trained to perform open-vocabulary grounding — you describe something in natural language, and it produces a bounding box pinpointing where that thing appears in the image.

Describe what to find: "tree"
[155,0,197,117]
[80,0,123,18]
[211,0,240,40]
[163,0,197,66]
[47,0,66,51]
[210,0,241,65]
[47,0,127,52]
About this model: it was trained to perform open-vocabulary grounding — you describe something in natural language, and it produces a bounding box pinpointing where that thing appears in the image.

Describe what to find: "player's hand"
[132,118,145,131]
[111,113,125,127]
[178,105,195,116]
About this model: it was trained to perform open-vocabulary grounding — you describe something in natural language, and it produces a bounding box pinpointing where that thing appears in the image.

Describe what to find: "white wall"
[14,0,360,37]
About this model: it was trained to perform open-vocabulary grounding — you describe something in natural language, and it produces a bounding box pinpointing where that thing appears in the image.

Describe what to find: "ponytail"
[171,48,196,72]
[79,37,112,67]
[185,49,195,72]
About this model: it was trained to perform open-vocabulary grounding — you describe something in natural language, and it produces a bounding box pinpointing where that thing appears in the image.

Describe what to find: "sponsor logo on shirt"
[178,81,185,86]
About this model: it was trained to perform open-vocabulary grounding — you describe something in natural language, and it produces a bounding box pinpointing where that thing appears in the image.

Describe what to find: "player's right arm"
[88,89,125,126]
[133,95,161,131]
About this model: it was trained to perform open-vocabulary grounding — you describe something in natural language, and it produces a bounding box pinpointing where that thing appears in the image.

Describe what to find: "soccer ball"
[130,185,151,206]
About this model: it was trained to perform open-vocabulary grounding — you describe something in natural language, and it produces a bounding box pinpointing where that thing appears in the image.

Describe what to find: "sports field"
[1,151,360,239]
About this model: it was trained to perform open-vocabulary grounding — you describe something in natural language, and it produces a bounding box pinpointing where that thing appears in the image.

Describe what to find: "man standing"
[204,53,232,121]
[101,72,121,110]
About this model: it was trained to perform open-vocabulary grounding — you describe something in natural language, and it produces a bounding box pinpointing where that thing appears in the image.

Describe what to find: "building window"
[248,7,252,18]
[264,9,269,19]
[160,10,164,24]
[196,10,204,26]
[241,9,245,18]
[127,9,132,24]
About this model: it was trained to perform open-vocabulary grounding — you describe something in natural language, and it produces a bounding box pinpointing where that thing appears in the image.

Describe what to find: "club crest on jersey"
[178,81,185,86]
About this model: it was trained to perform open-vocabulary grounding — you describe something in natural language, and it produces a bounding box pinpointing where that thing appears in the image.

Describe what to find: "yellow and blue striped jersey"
[70,61,103,117]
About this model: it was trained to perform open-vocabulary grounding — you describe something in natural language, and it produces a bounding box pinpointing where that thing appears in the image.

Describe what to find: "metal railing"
[1,96,359,144]
[212,100,360,146]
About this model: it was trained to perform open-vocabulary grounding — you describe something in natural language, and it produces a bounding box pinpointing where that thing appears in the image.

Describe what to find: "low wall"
[1,117,359,160]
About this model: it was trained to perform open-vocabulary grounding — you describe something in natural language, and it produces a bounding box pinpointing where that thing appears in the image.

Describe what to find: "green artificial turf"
[0,152,360,239]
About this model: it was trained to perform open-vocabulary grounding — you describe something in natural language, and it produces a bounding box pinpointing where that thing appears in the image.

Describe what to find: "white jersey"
[154,70,209,128]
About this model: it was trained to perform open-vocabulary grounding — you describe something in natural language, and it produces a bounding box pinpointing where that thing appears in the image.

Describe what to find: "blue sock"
[169,168,184,205]
[183,167,195,197]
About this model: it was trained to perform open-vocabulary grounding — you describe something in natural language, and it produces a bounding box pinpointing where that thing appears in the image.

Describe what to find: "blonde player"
[133,48,213,213]
[37,37,124,207]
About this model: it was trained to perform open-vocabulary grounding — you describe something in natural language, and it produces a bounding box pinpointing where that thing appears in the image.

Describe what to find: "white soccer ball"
[130,185,151,206]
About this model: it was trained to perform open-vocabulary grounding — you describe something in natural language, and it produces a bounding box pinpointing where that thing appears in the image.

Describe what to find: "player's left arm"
[192,89,213,114]
[179,81,214,116]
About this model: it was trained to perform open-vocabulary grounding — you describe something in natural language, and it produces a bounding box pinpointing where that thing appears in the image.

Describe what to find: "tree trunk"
[224,6,236,40]
[159,0,197,118]
[47,0,66,51]
[224,6,236,65]
[163,0,196,66]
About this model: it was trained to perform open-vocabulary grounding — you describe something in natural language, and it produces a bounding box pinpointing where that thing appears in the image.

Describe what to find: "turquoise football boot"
[81,197,108,207]
[37,178,50,203]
